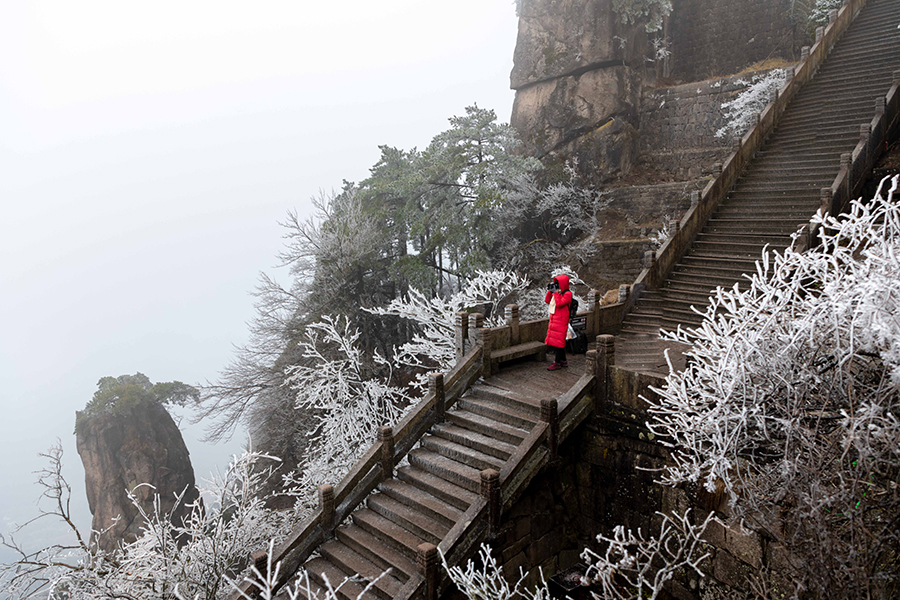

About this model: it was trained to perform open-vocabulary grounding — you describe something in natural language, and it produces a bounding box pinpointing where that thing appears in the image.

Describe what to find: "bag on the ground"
[567,329,588,354]
[569,295,579,318]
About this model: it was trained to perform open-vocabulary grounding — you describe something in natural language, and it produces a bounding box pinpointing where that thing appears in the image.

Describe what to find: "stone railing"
[227,343,485,600]
[632,0,868,298]
[798,68,900,251]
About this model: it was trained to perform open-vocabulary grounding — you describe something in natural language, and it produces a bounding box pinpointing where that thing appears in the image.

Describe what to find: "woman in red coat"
[544,274,572,370]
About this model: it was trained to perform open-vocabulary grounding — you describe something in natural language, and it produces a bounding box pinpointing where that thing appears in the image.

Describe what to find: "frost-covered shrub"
[648,176,900,598]
[715,69,791,139]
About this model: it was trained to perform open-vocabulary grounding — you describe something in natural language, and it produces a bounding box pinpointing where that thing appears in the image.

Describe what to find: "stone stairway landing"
[616,0,900,376]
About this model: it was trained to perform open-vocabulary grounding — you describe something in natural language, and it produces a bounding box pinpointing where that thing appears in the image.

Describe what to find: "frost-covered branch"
[282,316,413,510]
[368,270,529,388]
[582,510,714,600]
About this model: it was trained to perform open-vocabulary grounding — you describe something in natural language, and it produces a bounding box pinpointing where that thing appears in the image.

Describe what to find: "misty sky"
[0,1,519,562]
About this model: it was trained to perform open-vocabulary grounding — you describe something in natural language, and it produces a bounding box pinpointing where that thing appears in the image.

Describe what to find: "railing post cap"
[417,542,438,561]
[480,468,500,482]
[598,334,616,346]
[319,483,334,494]
[378,425,393,439]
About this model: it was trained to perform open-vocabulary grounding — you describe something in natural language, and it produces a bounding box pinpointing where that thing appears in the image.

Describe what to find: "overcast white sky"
[0,0,520,561]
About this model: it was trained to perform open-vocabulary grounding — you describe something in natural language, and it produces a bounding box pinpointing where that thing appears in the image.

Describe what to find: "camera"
[547,281,560,292]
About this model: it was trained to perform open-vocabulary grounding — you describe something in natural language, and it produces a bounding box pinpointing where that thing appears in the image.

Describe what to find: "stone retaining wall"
[639,71,789,177]
[473,408,792,599]
[666,0,798,82]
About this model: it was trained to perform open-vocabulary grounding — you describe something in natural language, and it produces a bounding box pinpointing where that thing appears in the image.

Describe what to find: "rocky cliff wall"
[510,0,653,183]
[76,400,199,552]
[510,0,800,184]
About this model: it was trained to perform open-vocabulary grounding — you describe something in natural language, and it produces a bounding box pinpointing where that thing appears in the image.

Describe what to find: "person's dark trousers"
[555,346,566,364]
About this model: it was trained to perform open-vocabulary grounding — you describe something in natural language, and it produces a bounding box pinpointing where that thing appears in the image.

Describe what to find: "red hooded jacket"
[544,274,572,348]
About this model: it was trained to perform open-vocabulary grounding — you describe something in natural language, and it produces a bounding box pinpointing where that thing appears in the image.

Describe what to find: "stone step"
[378,478,463,528]
[367,493,448,545]
[456,396,538,430]
[319,540,404,600]
[467,384,541,418]
[408,447,482,493]
[352,508,423,562]
[704,221,808,236]
[304,556,380,600]
[431,421,517,460]
[444,408,529,445]
[396,465,478,511]
[421,434,506,472]
[335,524,417,582]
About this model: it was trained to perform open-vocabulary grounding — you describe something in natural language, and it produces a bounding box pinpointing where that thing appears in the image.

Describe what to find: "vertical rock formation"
[510,0,653,184]
[76,400,200,553]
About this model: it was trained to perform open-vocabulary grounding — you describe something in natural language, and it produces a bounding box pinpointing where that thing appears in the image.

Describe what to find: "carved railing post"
[481,468,500,537]
[690,190,700,207]
[468,312,485,338]
[820,188,833,217]
[505,303,520,345]
[477,326,493,378]
[455,311,469,359]
[541,398,559,462]
[597,335,616,410]
[430,372,445,423]
[379,426,394,480]
[816,26,825,43]
[417,543,439,600]
[618,284,629,304]
[319,484,335,537]
[587,290,600,335]
[643,250,656,270]
[712,162,723,178]
[801,45,810,62]
[875,96,885,117]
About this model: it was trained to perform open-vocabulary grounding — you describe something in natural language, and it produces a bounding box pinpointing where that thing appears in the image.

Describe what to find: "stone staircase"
[293,359,585,600]
[617,0,900,375]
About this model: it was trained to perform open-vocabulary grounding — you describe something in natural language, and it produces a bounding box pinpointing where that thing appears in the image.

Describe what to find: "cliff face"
[76,400,199,553]
[510,0,653,184]
[510,0,799,185]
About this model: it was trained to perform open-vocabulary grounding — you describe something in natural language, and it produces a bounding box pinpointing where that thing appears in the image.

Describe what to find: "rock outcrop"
[76,400,199,553]
[510,0,653,184]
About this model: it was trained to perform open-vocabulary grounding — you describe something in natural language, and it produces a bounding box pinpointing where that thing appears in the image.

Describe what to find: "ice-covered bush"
[715,68,791,139]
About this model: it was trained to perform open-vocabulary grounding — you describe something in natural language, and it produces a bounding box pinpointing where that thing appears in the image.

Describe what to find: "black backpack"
[568,295,579,319]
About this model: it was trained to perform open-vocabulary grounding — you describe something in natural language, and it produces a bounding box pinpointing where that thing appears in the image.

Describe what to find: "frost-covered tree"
[280,316,413,510]
[611,0,672,32]
[648,176,900,598]
[498,161,609,277]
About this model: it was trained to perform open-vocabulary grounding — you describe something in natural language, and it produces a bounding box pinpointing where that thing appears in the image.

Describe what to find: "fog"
[0,0,518,563]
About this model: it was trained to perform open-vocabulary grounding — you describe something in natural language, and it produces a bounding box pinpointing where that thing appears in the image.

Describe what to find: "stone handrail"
[632,0,868,297]
[800,69,900,250]
[227,342,485,599]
